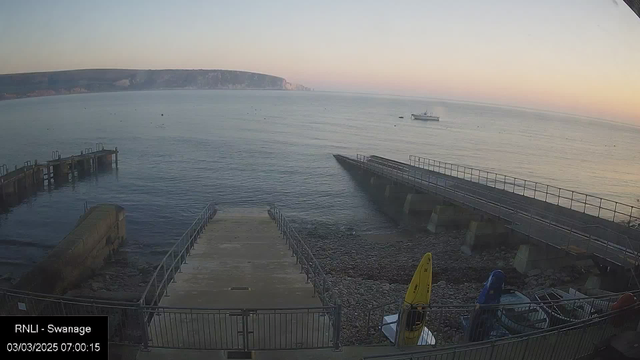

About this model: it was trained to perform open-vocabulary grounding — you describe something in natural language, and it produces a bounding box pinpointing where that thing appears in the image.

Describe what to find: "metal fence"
[268,205,342,344]
[0,203,343,352]
[408,155,640,227]
[143,305,337,350]
[364,289,637,349]
[140,202,217,307]
[363,301,640,360]
[353,154,640,270]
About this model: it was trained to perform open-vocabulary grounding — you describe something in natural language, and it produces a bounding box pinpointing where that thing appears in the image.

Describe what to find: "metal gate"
[143,305,338,351]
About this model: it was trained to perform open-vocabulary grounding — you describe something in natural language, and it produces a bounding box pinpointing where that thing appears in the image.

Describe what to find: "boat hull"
[497,291,549,334]
[381,314,436,346]
[534,288,597,326]
[411,114,439,121]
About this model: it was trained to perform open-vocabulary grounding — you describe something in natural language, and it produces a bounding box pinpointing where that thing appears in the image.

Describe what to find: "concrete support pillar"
[385,184,413,203]
[427,205,475,233]
[370,176,392,186]
[403,193,441,215]
[513,244,573,274]
[52,163,69,178]
[461,220,509,255]
[584,274,631,293]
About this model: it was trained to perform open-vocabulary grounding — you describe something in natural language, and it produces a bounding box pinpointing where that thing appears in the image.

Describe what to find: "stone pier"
[461,220,510,255]
[426,205,477,233]
[13,204,126,295]
[513,243,574,274]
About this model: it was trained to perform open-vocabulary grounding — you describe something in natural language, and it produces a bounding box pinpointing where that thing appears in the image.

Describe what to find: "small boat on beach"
[533,288,598,326]
[380,253,435,346]
[497,289,549,334]
[460,315,510,341]
[568,288,616,315]
[411,110,439,121]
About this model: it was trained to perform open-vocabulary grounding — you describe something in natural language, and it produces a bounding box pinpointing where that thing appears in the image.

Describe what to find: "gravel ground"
[64,251,156,301]
[300,221,590,346]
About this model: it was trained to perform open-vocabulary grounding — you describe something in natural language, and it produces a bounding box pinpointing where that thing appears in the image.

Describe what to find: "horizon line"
[0,66,637,128]
[313,89,640,130]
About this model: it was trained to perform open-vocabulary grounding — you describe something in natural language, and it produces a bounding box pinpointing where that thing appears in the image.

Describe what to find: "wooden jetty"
[0,145,118,205]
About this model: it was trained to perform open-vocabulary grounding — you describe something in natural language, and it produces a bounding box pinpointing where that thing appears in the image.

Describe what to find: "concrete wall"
[13,204,126,295]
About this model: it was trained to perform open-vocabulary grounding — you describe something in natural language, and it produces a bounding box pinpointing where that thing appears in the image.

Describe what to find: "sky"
[1,0,639,124]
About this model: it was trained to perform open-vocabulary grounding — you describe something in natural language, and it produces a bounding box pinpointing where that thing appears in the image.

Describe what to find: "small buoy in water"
[394,125,396,127]
[161,113,164,116]
[399,116,404,119]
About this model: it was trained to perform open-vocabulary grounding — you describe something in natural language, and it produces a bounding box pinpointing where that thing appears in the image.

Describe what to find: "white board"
[381,314,436,346]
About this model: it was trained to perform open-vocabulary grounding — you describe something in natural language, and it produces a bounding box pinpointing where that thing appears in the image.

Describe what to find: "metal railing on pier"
[140,202,217,306]
[408,155,640,227]
[1,203,343,352]
[268,205,342,348]
[143,305,337,350]
[354,154,640,269]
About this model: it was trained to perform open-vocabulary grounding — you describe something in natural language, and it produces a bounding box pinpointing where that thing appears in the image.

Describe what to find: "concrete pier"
[12,204,126,295]
[148,207,331,351]
[513,244,573,274]
[403,193,441,215]
[426,205,477,233]
[461,220,510,255]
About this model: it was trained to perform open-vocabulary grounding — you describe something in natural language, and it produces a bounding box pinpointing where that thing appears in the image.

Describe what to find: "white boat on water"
[411,110,439,121]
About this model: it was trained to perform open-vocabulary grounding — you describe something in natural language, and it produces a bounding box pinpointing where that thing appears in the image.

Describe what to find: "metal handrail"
[369,155,640,256]
[140,202,217,306]
[269,205,342,349]
[365,289,640,316]
[363,300,640,359]
[353,154,639,267]
[409,155,639,226]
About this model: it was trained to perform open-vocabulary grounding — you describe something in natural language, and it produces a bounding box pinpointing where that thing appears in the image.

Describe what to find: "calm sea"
[1,90,639,277]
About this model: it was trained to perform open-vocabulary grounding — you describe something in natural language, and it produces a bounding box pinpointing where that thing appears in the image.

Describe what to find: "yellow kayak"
[400,252,432,346]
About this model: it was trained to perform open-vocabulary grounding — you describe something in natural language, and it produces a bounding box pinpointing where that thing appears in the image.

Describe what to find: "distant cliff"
[0,69,311,101]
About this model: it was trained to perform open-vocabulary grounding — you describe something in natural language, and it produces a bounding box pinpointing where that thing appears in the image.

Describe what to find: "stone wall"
[13,204,126,295]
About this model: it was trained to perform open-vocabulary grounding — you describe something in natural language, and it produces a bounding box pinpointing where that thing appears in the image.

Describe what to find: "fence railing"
[353,154,639,269]
[364,289,638,348]
[408,155,639,227]
[268,205,342,348]
[363,300,640,360]
[1,203,343,352]
[143,305,337,350]
[140,202,217,306]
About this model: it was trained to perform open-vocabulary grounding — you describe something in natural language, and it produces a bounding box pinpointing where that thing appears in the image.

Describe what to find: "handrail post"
[545,184,549,202]
[333,303,342,351]
[570,191,574,210]
[598,198,603,218]
[138,303,150,351]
